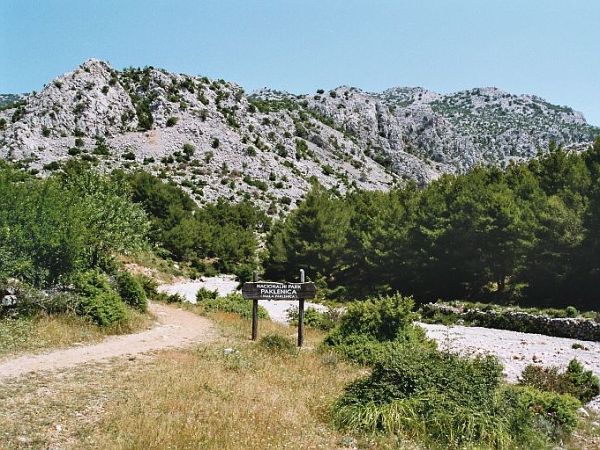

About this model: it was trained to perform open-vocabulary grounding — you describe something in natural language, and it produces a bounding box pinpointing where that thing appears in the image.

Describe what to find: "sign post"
[298,269,305,347]
[242,270,316,347]
[251,271,258,341]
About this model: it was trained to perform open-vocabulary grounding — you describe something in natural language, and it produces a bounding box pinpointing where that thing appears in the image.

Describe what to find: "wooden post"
[251,271,258,341]
[297,269,305,347]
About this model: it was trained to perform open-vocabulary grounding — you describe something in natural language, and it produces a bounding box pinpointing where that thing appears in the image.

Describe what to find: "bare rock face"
[0,60,598,215]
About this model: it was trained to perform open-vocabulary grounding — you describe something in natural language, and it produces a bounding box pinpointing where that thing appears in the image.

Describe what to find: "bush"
[196,287,218,302]
[324,294,431,365]
[332,345,580,448]
[565,305,579,317]
[79,290,128,326]
[200,293,268,319]
[115,271,148,312]
[500,385,581,440]
[166,116,178,127]
[73,270,128,326]
[258,333,296,354]
[286,306,336,331]
[327,293,424,343]
[135,274,159,299]
[519,359,600,403]
[332,346,511,448]
[182,143,195,157]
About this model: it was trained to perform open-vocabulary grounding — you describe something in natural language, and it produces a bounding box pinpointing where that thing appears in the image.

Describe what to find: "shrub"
[324,294,431,365]
[135,274,159,299]
[182,143,195,157]
[258,333,296,355]
[565,306,578,317]
[196,287,218,302]
[115,271,148,312]
[519,359,600,403]
[166,116,178,127]
[78,290,128,326]
[500,385,581,440]
[122,151,136,161]
[330,293,420,342]
[211,138,220,148]
[43,161,60,171]
[286,306,336,331]
[332,346,511,448]
[68,147,82,156]
[200,293,268,319]
[332,344,580,447]
[93,140,111,156]
[73,270,128,326]
[75,137,85,147]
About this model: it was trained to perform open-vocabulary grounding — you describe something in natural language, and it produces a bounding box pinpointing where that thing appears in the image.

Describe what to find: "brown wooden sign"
[244,270,315,347]
[242,281,316,301]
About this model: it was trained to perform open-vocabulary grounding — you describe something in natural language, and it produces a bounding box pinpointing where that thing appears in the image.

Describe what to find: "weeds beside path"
[0,302,217,379]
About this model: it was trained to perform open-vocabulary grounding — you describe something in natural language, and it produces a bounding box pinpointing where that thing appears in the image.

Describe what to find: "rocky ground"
[420,323,600,412]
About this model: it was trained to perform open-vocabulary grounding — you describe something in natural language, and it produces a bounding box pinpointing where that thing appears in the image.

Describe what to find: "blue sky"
[1,0,599,124]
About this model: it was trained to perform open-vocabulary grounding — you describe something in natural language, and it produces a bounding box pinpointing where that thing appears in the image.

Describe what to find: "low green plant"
[286,306,336,331]
[500,385,581,440]
[115,270,148,312]
[196,287,218,302]
[519,359,600,403]
[73,270,128,326]
[332,345,581,448]
[258,333,296,355]
[199,293,268,320]
[134,274,160,299]
[324,293,431,364]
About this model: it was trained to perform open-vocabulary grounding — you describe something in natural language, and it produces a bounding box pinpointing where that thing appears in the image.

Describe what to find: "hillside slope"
[0,59,597,213]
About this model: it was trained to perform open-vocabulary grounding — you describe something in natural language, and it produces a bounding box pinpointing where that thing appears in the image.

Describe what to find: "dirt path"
[0,302,217,379]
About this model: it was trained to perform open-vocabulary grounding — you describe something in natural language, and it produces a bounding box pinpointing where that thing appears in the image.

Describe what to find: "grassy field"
[0,310,152,361]
[1,310,599,449]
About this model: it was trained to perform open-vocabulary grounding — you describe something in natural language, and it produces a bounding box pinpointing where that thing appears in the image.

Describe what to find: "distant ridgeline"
[0,59,598,216]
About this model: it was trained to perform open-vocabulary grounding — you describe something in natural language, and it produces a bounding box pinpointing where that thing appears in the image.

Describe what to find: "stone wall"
[421,303,600,342]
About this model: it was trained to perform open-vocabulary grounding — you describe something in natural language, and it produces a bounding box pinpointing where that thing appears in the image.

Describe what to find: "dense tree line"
[264,138,600,310]
[0,162,148,287]
[124,171,267,279]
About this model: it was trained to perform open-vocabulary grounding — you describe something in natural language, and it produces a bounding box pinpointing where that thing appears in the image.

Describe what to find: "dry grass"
[1,310,597,449]
[0,312,366,450]
[0,309,152,361]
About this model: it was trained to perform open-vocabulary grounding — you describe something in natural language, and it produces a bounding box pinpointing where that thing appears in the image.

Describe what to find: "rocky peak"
[0,60,598,214]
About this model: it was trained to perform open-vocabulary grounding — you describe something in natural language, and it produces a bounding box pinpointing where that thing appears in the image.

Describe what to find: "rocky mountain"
[0,59,598,214]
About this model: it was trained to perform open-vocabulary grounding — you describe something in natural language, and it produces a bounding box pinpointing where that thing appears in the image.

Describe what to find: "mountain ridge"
[0,59,598,215]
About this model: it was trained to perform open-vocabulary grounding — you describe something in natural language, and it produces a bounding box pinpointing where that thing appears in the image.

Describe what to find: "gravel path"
[161,276,327,323]
[158,275,238,302]
[0,302,217,379]
[421,322,600,411]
